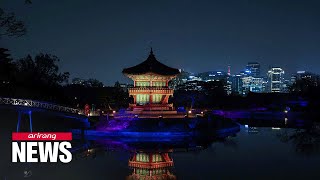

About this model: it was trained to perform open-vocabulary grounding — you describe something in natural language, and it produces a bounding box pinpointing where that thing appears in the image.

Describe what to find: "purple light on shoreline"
[96,118,131,131]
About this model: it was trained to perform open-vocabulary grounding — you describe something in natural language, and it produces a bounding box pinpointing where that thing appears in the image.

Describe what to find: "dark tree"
[203,80,226,97]
[114,81,121,88]
[9,53,70,102]
[173,90,204,109]
[87,78,103,87]
[0,48,15,83]
[0,8,26,38]
[0,48,17,96]
[25,0,32,4]
[63,85,129,109]
[16,53,69,87]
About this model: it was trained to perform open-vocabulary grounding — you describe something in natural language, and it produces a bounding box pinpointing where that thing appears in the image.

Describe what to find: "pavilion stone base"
[124,109,185,119]
[129,104,174,111]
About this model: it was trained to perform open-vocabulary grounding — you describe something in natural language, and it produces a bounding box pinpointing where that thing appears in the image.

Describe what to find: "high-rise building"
[169,70,190,90]
[267,67,285,93]
[291,71,320,87]
[241,76,266,95]
[230,74,243,95]
[296,71,320,84]
[290,74,297,85]
[197,71,228,82]
[198,71,230,94]
[246,62,260,77]
[226,77,232,95]
[250,77,267,93]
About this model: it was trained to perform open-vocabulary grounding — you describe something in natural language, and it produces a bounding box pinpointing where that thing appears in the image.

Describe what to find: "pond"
[2,118,320,180]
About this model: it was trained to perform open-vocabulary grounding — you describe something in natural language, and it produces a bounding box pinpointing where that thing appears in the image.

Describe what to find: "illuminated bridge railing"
[0,97,79,114]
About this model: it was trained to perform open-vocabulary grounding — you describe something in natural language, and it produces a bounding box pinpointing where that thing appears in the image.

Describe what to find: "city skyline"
[2,1,320,180]
[2,0,320,85]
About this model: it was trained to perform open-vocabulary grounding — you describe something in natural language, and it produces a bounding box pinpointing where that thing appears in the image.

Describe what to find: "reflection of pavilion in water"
[126,150,176,180]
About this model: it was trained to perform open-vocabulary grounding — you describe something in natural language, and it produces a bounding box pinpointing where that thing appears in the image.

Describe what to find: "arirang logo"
[12,132,72,163]
[26,132,57,140]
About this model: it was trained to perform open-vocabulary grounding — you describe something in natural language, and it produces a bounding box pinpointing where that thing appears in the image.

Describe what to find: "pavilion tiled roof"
[122,49,180,76]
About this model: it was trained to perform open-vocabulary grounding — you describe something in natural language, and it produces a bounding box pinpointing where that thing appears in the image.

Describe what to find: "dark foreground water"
[1,109,320,180]
[1,126,320,180]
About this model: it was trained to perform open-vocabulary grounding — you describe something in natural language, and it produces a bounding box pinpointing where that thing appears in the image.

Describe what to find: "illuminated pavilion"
[123,49,180,112]
[126,151,176,180]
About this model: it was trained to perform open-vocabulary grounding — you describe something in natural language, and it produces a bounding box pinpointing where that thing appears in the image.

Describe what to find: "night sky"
[2,0,320,85]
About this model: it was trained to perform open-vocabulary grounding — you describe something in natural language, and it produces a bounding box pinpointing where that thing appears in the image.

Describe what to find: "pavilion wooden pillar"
[149,154,153,163]
[133,95,137,104]
[149,93,153,104]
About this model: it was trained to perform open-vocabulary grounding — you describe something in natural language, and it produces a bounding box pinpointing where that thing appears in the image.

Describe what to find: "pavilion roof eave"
[122,49,180,77]
[123,71,178,77]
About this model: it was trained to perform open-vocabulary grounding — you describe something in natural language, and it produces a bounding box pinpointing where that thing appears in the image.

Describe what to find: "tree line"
[0,48,128,110]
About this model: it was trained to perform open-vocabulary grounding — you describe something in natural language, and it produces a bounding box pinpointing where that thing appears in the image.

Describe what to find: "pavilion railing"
[129,103,173,107]
[128,161,174,168]
[0,97,79,114]
[129,87,173,94]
